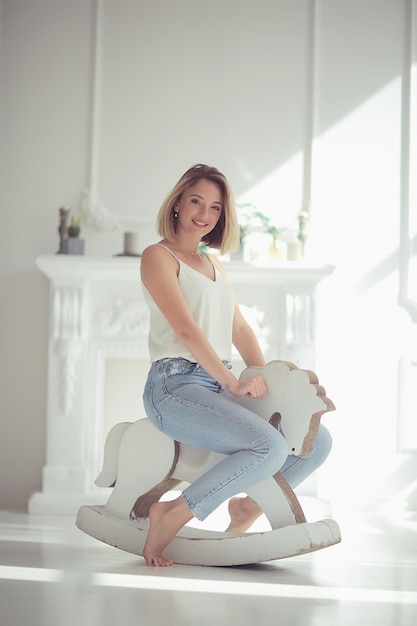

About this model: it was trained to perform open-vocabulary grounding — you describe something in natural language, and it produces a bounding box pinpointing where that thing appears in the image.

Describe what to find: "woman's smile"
[192,217,210,228]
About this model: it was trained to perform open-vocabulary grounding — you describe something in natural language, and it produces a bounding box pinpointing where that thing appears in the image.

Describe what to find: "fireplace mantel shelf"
[36,254,334,283]
[30,254,334,514]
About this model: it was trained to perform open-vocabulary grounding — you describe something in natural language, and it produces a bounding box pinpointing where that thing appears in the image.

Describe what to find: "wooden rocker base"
[76,504,341,567]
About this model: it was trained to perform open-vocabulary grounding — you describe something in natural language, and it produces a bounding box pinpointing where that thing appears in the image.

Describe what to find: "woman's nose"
[198,204,209,217]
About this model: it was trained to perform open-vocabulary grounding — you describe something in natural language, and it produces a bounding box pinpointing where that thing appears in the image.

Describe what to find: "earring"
[174,211,178,218]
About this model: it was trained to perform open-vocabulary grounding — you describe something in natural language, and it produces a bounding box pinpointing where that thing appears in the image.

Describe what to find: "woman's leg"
[143,495,193,566]
[144,360,288,520]
[142,359,288,563]
[280,424,333,489]
[227,424,333,532]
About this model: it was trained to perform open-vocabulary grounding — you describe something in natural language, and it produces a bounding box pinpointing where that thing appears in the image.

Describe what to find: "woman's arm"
[232,302,266,368]
[141,245,266,398]
[211,255,266,368]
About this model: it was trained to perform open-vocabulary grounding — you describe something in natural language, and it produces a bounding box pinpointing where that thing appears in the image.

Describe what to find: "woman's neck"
[162,238,201,257]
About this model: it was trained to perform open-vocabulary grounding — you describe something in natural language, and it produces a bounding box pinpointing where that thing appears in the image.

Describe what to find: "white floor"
[0,507,416,626]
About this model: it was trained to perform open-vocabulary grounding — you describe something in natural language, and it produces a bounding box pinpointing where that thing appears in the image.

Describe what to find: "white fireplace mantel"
[29,254,334,514]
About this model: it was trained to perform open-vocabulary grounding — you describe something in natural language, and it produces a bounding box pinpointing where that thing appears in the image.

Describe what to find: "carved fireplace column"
[30,261,91,513]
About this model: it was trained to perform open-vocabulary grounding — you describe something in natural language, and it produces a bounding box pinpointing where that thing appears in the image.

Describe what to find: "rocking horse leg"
[130,457,182,519]
[102,419,179,519]
[242,472,306,531]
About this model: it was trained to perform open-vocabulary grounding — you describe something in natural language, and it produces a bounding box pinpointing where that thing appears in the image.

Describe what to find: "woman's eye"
[212,205,221,211]
[191,198,201,205]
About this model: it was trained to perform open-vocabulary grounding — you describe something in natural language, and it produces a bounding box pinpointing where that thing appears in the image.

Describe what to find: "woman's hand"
[230,376,267,399]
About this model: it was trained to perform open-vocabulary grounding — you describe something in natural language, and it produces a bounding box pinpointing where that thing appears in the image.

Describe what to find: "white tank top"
[142,245,235,363]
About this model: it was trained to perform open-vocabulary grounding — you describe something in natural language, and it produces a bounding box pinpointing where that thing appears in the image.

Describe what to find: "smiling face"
[156,164,239,254]
[176,179,223,238]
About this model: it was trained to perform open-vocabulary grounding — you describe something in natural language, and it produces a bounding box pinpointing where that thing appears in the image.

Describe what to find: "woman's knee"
[311,424,333,465]
[265,428,289,473]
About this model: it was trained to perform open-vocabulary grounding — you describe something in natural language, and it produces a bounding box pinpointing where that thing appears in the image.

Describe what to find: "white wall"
[0,0,96,511]
[0,0,416,513]
[310,0,417,514]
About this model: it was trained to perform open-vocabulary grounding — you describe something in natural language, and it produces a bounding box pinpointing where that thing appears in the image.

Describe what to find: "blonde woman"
[141,164,332,566]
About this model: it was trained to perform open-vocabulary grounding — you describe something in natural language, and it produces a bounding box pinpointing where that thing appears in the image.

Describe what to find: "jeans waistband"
[154,357,232,376]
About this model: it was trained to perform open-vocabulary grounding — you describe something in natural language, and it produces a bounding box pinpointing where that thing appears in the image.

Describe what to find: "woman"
[141,164,332,566]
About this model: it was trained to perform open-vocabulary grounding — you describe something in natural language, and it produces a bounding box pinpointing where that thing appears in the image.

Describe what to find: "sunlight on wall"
[311,77,416,511]
[236,152,303,230]
[235,77,416,512]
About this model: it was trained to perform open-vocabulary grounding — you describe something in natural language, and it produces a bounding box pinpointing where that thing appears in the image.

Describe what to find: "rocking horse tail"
[95,422,132,488]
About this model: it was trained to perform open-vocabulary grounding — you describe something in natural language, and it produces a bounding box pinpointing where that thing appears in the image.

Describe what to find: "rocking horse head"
[234,360,335,456]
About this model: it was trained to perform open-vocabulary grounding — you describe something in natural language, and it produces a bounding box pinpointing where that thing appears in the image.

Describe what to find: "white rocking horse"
[76,360,341,566]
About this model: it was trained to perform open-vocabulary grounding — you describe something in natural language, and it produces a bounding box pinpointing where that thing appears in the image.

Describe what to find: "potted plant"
[233,203,280,261]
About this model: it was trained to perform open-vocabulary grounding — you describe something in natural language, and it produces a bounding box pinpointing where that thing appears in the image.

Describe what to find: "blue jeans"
[143,358,332,521]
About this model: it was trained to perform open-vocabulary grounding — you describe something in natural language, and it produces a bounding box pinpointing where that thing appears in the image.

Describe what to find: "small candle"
[287,240,302,261]
[124,231,139,255]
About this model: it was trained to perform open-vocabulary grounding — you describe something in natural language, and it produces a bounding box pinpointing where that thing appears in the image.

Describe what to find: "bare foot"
[226,496,263,533]
[143,496,193,566]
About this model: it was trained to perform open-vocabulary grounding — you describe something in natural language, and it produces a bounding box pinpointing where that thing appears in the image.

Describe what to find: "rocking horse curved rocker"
[76,360,341,566]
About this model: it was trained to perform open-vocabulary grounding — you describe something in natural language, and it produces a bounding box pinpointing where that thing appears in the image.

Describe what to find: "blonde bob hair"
[156,164,240,255]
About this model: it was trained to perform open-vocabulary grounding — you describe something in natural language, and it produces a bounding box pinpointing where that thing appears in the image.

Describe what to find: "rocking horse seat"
[76,360,342,566]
